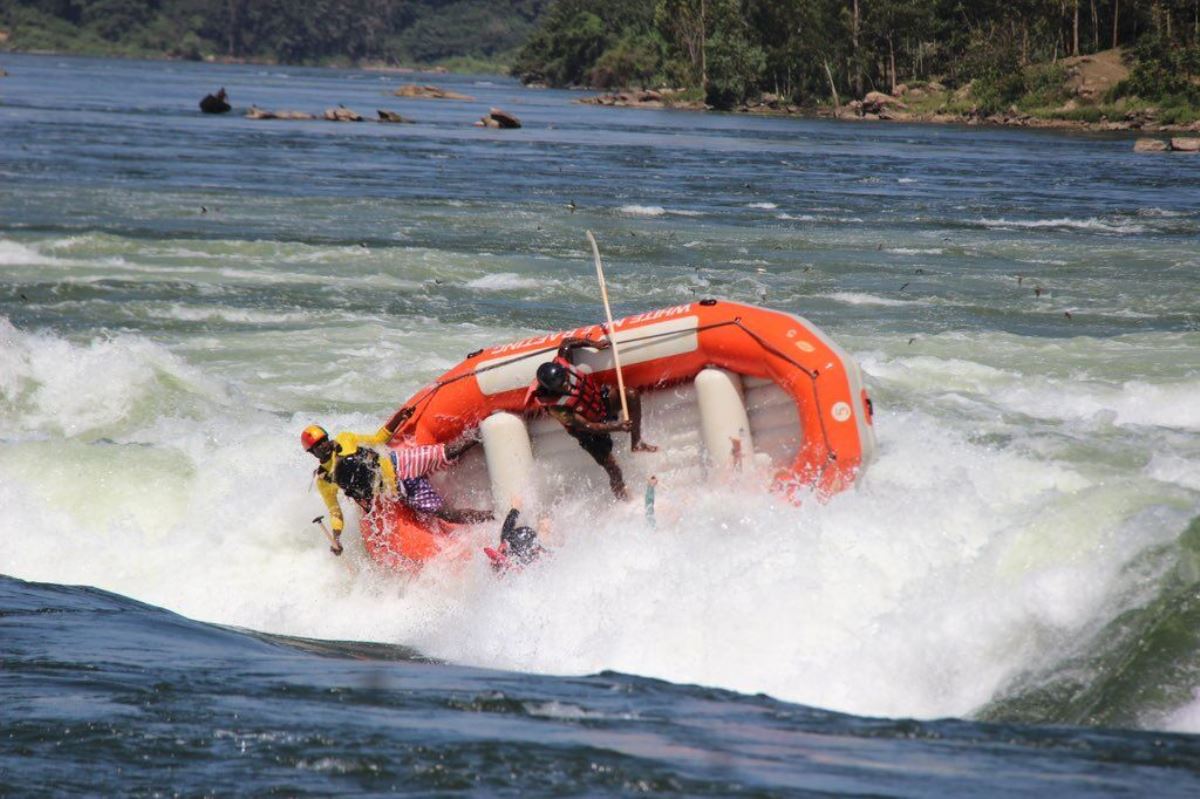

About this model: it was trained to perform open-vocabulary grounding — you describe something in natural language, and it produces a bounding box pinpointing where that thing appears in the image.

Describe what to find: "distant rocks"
[833,91,911,120]
[323,105,363,122]
[583,89,666,107]
[237,98,523,130]
[738,92,802,114]
[199,87,231,114]
[861,90,907,115]
[1134,137,1170,152]
[393,84,474,101]
[1133,137,1200,152]
[377,109,414,123]
[475,107,521,129]
[580,89,705,110]
[245,106,314,120]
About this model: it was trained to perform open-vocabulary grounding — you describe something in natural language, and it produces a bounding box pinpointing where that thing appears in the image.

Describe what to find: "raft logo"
[617,304,693,327]
[475,314,700,397]
[488,303,693,356]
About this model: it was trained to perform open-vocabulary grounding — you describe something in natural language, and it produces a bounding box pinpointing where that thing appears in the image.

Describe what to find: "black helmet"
[536,361,568,393]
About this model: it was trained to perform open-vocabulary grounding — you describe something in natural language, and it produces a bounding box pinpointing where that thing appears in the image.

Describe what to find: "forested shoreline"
[3,1,1197,126]
[0,0,548,69]
[514,1,1200,122]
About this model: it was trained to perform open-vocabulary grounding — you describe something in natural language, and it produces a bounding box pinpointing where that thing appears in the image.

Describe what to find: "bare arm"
[548,407,629,434]
[446,430,480,460]
[557,336,609,359]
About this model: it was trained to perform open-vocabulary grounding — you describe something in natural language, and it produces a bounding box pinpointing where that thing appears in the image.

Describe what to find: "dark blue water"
[5,575,1200,796]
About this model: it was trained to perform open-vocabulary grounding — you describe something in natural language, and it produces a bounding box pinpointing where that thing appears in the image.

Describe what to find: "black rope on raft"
[728,320,837,475]
[392,321,747,431]
[393,317,841,478]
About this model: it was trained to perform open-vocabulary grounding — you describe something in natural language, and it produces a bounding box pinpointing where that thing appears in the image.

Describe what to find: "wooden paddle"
[585,230,630,423]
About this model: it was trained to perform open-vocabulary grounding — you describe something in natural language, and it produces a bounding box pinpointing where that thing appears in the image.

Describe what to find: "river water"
[2,53,1199,795]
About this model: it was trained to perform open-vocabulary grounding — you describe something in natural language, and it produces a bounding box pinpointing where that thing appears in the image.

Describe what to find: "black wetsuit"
[500,508,543,565]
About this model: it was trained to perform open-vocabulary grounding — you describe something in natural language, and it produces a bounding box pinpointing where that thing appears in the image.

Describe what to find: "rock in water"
[393,84,474,101]
[1133,138,1169,152]
[475,107,521,129]
[1170,137,1200,152]
[199,88,231,114]
[323,106,363,122]
[377,109,414,123]
[245,107,314,120]
[861,91,907,114]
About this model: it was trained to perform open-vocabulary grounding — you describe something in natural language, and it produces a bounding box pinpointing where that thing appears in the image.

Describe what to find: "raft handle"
[699,298,718,306]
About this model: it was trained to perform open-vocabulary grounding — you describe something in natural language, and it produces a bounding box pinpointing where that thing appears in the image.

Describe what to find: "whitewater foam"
[887,247,944,256]
[0,239,52,266]
[976,217,1147,235]
[826,292,917,307]
[0,319,226,438]
[618,205,703,217]
[4,320,1191,727]
[465,273,546,291]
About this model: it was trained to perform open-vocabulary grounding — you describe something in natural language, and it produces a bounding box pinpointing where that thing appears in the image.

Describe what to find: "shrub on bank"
[1020,63,1070,109]
[959,37,1025,115]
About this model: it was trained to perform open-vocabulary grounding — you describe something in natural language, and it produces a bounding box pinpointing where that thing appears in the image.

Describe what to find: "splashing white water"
[2,320,1195,727]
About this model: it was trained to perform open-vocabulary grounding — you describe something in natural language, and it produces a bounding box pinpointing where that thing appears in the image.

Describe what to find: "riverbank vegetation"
[515,0,1200,124]
[4,0,1197,127]
[0,0,548,69]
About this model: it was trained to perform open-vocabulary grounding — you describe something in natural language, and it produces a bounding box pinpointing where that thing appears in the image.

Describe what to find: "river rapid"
[2,53,1199,795]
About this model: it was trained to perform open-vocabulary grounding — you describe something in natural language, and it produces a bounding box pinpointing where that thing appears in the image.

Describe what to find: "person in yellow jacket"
[301,422,492,554]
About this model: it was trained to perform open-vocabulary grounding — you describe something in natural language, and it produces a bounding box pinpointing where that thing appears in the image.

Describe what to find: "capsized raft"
[361,299,876,570]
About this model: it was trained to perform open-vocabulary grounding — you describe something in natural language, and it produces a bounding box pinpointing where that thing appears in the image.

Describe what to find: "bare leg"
[601,455,629,500]
[625,389,658,452]
[434,507,495,524]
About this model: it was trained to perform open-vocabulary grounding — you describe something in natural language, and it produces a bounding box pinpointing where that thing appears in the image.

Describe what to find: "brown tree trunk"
[852,0,861,96]
[227,0,238,57]
[1073,0,1080,55]
[1112,0,1120,49]
[1091,0,1099,50]
[888,35,896,94]
[823,58,840,110]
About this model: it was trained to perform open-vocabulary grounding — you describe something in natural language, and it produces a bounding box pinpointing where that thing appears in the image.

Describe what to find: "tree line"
[512,0,1200,110]
[1,0,548,65]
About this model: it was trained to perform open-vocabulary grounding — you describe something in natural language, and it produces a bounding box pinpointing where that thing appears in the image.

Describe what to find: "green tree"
[588,30,663,88]
[702,0,765,107]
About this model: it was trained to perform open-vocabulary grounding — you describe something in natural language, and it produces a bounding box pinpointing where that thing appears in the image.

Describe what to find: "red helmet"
[300,424,328,451]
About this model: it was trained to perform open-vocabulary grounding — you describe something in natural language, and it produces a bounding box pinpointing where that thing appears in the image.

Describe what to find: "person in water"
[301,423,493,553]
[484,500,546,571]
[525,336,656,500]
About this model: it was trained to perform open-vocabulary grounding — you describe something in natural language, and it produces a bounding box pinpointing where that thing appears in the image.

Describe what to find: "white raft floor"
[428,372,803,514]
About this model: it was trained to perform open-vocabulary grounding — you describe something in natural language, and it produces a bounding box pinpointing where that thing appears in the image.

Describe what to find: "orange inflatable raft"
[360,299,876,570]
